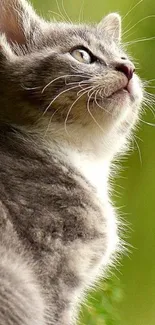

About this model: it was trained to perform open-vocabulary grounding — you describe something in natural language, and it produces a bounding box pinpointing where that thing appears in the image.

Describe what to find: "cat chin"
[111,77,142,105]
[100,78,142,119]
[91,74,143,120]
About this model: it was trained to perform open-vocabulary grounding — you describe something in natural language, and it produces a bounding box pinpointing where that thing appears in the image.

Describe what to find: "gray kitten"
[0,0,143,324]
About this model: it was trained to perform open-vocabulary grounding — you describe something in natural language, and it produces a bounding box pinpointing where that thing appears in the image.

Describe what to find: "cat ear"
[97,13,121,42]
[0,0,43,45]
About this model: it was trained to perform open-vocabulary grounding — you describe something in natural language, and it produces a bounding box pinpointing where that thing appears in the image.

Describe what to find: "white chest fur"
[64,148,119,266]
[66,148,110,201]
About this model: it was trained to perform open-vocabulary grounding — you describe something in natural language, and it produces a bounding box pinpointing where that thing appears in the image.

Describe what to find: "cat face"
[0,0,143,155]
[36,21,143,122]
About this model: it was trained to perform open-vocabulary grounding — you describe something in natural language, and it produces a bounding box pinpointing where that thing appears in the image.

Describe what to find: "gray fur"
[0,1,143,324]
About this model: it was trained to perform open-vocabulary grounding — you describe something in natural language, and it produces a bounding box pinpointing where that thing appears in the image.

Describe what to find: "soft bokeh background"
[32,1,155,324]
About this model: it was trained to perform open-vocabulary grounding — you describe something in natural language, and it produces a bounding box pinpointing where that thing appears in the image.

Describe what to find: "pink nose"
[116,63,135,81]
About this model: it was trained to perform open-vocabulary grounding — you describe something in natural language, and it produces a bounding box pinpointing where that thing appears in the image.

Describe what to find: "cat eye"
[70,48,93,64]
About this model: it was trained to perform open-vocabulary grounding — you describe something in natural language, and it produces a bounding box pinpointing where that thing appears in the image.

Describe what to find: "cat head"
[0,0,143,157]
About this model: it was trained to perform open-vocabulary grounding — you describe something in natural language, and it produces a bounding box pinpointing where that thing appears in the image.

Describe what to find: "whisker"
[123,15,155,37]
[144,89,155,94]
[42,74,90,93]
[61,0,73,24]
[42,85,81,115]
[48,10,65,21]
[143,79,155,87]
[78,0,85,23]
[133,136,143,166]
[69,64,93,77]
[122,27,136,40]
[144,94,155,103]
[143,105,155,118]
[93,89,110,115]
[43,107,62,137]
[64,87,94,135]
[143,99,154,106]
[66,80,91,87]
[55,0,68,23]
[134,134,143,143]
[139,118,155,127]
[144,94,155,99]
[143,96,155,104]
[122,0,143,22]
[43,86,93,136]
[77,85,93,96]
[145,86,155,89]
[144,88,155,93]
[94,88,114,116]
[21,84,41,91]
[87,89,105,133]
[124,36,155,46]
[143,98,155,106]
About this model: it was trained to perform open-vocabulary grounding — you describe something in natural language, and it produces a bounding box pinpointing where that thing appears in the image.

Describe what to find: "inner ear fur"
[0,0,42,45]
[97,13,122,42]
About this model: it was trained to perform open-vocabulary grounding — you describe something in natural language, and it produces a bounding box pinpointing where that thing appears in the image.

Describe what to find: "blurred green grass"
[32,1,155,324]
[78,277,123,325]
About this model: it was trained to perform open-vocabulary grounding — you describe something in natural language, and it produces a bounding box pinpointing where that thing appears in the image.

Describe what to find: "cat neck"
[40,125,112,201]
[17,121,117,200]
[65,147,110,201]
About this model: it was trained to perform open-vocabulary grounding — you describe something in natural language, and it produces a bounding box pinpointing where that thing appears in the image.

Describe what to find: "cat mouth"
[109,79,135,100]
[124,79,133,95]
[90,76,140,105]
[105,86,129,101]
[90,85,130,105]
[110,87,128,97]
[94,77,131,100]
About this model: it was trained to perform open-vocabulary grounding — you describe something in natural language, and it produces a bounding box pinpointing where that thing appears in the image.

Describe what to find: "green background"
[32,1,155,324]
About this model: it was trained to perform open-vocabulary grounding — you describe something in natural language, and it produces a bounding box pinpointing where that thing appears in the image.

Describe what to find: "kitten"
[0,0,143,324]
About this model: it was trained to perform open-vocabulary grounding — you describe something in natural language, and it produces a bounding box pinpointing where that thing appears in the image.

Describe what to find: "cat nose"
[115,61,135,81]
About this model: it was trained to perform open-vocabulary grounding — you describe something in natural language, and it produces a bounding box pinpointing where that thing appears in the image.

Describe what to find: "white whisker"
[55,0,68,23]
[66,80,91,87]
[145,106,155,118]
[61,0,73,24]
[69,64,93,77]
[77,85,93,96]
[43,107,62,137]
[94,89,113,116]
[48,10,65,21]
[125,36,155,46]
[21,84,41,91]
[133,136,143,166]
[64,87,94,135]
[78,0,85,23]
[139,118,155,127]
[122,0,143,22]
[123,15,155,37]
[42,85,81,115]
[42,74,90,93]
[87,89,105,133]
